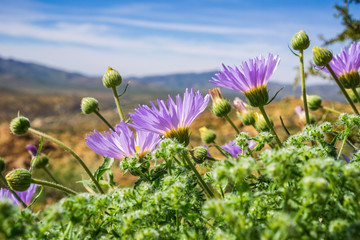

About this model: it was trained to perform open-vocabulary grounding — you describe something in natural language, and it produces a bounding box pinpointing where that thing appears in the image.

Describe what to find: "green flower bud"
[312,46,333,67]
[102,66,122,88]
[237,110,255,126]
[192,147,208,164]
[291,30,310,51]
[81,97,99,114]
[199,127,216,144]
[339,71,360,89]
[10,116,30,135]
[307,95,322,110]
[5,168,32,192]
[254,113,273,132]
[209,88,231,117]
[0,158,5,173]
[244,85,269,107]
[32,154,49,169]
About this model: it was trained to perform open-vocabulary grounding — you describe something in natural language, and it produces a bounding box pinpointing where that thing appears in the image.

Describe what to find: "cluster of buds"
[233,97,255,126]
[208,88,231,117]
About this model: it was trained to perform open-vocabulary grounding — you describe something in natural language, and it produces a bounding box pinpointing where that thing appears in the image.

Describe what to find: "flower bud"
[254,113,273,132]
[199,127,216,144]
[312,46,333,67]
[32,154,49,169]
[209,88,231,117]
[0,158,5,173]
[291,30,310,51]
[307,95,322,110]
[10,116,30,135]
[5,168,32,192]
[81,97,99,114]
[192,147,208,164]
[102,67,122,88]
[234,97,255,126]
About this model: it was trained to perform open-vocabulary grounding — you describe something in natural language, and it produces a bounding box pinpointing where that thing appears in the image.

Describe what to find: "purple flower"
[210,53,280,94]
[221,140,257,158]
[129,88,209,146]
[86,121,161,160]
[0,184,37,205]
[294,106,305,118]
[26,145,38,157]
[319,42,360,77]
[317,42,360,88]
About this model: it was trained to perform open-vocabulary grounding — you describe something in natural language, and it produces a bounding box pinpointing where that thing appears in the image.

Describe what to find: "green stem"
[337,134,348,161]
[351,86,360,104]
[258,105,282,147]
[182,152,215,198]
[326,64,359,114]
[224,114,240,134]
[94,110,115,132]
[62,221,73,240]
[321,106,341,115]
[31,178,78,195]
[43,167,60,184]
[299,50,311,125]
[28,128,104,194]
[0,175,27,208]
[112,87,125,121]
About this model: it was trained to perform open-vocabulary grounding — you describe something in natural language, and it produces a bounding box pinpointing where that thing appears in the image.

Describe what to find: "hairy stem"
[182,152,215,198]
[94,110,115,132]
[326,64,359,114]
[31,178,78,195]
[258,105,282,147]
[112,87,125,121]
[299,50,311,125]
[224,114,240,134]
[28,128,104,194]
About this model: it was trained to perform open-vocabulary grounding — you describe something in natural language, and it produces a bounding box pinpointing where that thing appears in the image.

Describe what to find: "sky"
[0,0,359,84]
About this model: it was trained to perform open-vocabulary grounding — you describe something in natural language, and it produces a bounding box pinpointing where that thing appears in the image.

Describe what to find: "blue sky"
[0,0,359,84]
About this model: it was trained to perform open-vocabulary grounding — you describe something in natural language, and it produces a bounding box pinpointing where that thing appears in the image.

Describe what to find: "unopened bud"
[313,46,333,67]
[209,88,231,117]
[102,67,122,88]
[192,147,208,164]
[81,97,99,114]
[5,169,32,192]
[254,113,273,132]
[0,158,5,173]
[291,30,310,51]
[307,95,322,110]
[10,116,30,135]
[199,127,216,144]
[32,154,49,169]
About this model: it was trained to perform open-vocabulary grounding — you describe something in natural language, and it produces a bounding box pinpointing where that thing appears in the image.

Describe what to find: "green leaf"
[93,157,114,181]
[267,87,283,105]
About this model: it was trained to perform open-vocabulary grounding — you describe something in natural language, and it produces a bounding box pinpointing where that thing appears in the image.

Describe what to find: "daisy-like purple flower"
[86,121,161,160]
[0,184,37,205]
[210,53,280,107]
[221,140,256,158]
[129,88,210,146]
[317,42,360,89]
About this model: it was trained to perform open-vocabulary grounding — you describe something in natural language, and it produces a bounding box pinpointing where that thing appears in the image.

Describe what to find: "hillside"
[0,56,345,102]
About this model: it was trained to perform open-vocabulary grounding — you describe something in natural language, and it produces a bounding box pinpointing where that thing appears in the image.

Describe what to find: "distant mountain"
[0,56,344,102]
